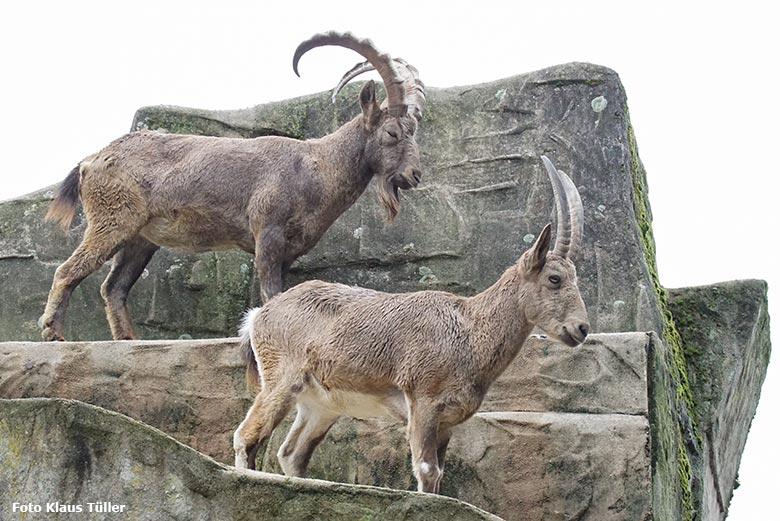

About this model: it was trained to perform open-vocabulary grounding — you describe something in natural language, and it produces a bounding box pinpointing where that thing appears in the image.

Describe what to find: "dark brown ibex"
[39,32,425,341]
[233,156,590,494]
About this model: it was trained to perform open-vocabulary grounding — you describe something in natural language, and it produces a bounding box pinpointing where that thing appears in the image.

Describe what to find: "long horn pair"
[292,32,425,120]
[540,156,584,259]
[331,58,425,120]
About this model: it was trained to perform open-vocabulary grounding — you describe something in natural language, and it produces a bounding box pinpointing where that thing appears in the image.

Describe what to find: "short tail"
[239,308,263,394]
[45,165,81,230]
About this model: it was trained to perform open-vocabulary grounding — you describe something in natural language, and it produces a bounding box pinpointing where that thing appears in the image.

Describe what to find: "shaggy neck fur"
[315,116,374,199]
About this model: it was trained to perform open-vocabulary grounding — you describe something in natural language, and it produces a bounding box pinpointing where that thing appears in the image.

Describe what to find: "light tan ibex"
[39,32,425,341]
[233,156,590,494]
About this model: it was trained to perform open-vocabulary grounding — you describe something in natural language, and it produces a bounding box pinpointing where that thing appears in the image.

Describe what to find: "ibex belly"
[298,382,408,422]
[140,211,254,253]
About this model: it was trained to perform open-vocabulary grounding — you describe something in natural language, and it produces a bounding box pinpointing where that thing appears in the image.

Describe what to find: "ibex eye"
[387,130,398,139]
[548,275,561,285]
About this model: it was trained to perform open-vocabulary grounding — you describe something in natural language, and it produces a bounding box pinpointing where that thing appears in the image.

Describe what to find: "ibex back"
[234,156,590,494]
[40,32,426,341]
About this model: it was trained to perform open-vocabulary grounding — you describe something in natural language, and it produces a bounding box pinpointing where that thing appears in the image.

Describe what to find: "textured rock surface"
[0,333,643,463]
[0,191,252,341]
[448,412,649,520]
[0,338,249,461]
[646,328,686,521]
[668,280,771,520]
[0,63,773,521]
[261,412,651,521]
[0,333,652,520]
[483,331,647,415]
[0,398,500,521]
[0,63,660,342]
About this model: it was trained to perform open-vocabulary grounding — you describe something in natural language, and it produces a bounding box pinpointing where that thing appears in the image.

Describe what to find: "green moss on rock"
[133,106,253,137]
[627,118,698,520]
[666,280,771,518]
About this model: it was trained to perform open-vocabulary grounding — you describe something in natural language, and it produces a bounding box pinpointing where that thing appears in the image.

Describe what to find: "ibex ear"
[360,80,382,130]
[520,223,552,273]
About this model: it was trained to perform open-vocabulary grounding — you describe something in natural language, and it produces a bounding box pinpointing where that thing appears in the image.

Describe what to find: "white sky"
[1,1,777,517]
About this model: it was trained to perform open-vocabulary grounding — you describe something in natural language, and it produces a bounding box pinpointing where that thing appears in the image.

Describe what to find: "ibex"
[39,32,425,341]
[233,156,590,494]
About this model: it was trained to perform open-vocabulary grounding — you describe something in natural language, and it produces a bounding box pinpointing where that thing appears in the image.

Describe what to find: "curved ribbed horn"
[540,155,572,258]
[293,31,409,117]
[388,58,425,120]
[331,61,375,103]
[558,169,584,259]
[331,58,426,120]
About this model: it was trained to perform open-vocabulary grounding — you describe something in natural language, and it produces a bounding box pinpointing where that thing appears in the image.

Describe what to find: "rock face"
[1,338,248,462]
[0,63,772,521]
[0,63,659,342]
[668,281,771,520]
[0,398,500,521]
[0,333,652,520]
[263,412,650,520]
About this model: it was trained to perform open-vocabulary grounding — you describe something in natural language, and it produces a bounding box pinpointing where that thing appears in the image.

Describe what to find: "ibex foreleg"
[407,398,445,494]
[435,426,452,492]
[253,226,287,304]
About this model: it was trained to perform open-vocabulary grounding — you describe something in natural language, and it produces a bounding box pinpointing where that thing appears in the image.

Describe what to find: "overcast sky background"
[1,1,777,517]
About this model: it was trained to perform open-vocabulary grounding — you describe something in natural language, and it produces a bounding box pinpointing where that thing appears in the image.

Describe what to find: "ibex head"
[518,156,590,347]
[293,32,425,221]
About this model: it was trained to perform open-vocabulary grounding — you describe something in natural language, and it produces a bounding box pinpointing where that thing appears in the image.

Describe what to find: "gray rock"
[448,411,650,520]
[668,280,771,520]
[0,333,652,521]
[482,332,648,415]
[0,338,249,462]
[0,63,661,342]
[0,333,642,462]
[0,398,501,521]
[262,411,651,520]
[646,330,687,521]
[0,63,772,521]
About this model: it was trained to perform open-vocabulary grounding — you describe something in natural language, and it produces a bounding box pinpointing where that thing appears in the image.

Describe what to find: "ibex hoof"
[234,449,249,470]
[233,431,250,470]
[41,327,65,342]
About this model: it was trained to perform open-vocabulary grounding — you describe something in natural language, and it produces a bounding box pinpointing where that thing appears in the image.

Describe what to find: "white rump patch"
[239,307,262,340]
[239,307,265,386]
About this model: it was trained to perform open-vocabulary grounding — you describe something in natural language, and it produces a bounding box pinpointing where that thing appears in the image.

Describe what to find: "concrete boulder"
[0,333,652,520]
[0,63,772,520]
[0,398,500,521]
[668,280,771,520]
[1,63,661,342]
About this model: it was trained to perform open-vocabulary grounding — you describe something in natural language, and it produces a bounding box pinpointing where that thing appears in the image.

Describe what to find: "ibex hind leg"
[40,224,138,341]
[100,236,160,340]
[234,384,294,471]
[277,401,339,477]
